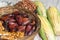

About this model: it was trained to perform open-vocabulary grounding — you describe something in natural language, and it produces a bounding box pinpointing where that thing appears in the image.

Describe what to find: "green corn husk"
[57,9,60,15]
[47,7,60,35]
[39,26,47,40]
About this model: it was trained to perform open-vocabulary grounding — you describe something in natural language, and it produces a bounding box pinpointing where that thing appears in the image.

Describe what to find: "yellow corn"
[17,32,24,38]
[35,1,55,40]
[38,15,56,40]
[47,6,60,35]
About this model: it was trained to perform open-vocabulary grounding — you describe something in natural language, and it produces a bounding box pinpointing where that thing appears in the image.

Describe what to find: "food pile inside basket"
[1,11,36,36]
[0,0,40,40]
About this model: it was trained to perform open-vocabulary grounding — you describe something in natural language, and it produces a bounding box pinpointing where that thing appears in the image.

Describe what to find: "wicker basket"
[0,6,40,40]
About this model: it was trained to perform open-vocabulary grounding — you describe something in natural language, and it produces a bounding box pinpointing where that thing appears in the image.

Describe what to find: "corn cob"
[34,1,47,17]
[38,15,56,40]
[47,7,60,35]
[34,1,47,40]
[34,1,55,40]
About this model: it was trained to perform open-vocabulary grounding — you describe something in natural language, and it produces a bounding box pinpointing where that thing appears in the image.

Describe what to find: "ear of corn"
[38,15,55,40]
[35,1,55,40]
[34,1,47,40]
[47,7,60,35]
[34,1,47,17]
